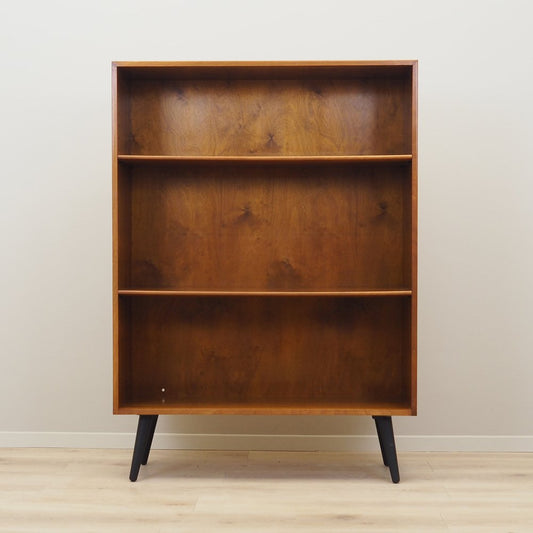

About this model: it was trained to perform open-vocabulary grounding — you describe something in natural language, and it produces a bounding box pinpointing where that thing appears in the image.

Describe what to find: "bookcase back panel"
[120,295,410,407]
[122,78,411,156]
[122,163,410,291]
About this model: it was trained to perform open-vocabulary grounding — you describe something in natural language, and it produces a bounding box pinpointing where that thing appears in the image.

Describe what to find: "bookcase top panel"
[114,61,417,80]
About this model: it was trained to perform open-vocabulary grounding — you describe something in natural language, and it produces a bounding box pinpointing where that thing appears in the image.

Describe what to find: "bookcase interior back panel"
[118,76,412,156]
[119,162,411,291]
[119,295,410,409]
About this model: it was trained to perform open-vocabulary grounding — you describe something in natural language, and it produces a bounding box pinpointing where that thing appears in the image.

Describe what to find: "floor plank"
[0,449,531,532]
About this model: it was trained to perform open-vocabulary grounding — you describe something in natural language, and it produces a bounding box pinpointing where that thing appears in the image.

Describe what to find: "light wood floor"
[0,449,531,532]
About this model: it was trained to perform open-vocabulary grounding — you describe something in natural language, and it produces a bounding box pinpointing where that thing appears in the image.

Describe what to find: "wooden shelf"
[118,154,412,164]
[116,401,413,416]
[118,289,412,297]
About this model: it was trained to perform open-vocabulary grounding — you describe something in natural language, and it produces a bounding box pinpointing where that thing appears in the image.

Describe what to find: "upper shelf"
[117,154,412,165]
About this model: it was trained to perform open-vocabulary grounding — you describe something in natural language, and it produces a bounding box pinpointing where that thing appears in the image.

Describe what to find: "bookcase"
[112,61,417,483]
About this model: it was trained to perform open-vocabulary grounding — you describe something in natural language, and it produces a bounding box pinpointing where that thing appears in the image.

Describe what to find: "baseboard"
[1,432,532,452]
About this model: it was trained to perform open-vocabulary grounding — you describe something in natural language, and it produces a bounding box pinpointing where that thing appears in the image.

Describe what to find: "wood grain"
[121,163,410,291]
[1,449,532,532]
[112,61,418,417]
[124,78,411,156]
[119,295,410,411]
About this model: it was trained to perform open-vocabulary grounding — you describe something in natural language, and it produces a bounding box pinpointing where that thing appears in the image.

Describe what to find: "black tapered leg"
[373,416,389,467]
[141,415,158,466]
[372,416,400,483]
[130,415,158,482]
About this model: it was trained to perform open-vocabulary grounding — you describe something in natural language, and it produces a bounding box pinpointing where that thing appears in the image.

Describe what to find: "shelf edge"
[115,405,414,416]
[118,289,412,297]
[117,154,413,163]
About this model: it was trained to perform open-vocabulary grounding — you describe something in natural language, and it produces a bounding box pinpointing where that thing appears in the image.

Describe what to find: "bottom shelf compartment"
[117,295,412,413]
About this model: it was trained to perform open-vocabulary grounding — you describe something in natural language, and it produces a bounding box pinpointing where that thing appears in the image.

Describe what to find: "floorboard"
[0,449,531,532]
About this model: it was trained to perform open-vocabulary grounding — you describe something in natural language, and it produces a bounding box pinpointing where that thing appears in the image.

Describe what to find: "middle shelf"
[118,289,412,297]
[118,154,413,164]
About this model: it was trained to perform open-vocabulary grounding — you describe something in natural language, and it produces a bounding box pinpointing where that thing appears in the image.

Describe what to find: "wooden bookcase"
[112,61,417,482]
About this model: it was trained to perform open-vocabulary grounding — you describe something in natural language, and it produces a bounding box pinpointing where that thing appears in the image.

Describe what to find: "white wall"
[1,0,532,451]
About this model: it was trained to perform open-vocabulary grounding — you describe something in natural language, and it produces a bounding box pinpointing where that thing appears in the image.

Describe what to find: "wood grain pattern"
[124,77,411,156]
[121,163,410,291]
[119,295,410,410]
[112,61,418,416]
[116,68,132,156]
[2,449,531,532]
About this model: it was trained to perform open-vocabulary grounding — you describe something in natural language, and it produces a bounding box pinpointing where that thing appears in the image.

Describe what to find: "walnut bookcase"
[112,61,417,483]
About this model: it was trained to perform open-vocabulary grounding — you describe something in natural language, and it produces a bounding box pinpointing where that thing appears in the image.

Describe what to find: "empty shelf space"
[116,76,413,156]
[117,296,412,409]
[116,163,412,291]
